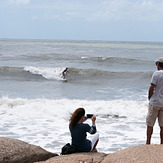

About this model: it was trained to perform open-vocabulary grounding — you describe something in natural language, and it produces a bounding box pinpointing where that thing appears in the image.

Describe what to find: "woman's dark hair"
[69,108,85,128]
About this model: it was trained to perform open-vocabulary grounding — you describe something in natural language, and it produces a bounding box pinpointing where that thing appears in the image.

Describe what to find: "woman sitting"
[69,108,99,152]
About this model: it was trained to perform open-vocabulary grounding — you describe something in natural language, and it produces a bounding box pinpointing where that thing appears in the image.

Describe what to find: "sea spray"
[0,97,159,154]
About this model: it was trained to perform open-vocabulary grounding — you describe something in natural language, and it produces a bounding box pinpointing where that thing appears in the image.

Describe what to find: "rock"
[101,144,163,163]
[2,137,163,163]
[0,137,58,163]
[36,152,107,163]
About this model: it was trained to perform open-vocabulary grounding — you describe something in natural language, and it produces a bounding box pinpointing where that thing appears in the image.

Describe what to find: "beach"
[0,39,163,154]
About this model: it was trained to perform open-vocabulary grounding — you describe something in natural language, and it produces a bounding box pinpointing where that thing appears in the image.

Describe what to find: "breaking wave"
[0,66,153,81]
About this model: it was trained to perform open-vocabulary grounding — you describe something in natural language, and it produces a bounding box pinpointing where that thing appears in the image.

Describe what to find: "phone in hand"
[86,114,93,118]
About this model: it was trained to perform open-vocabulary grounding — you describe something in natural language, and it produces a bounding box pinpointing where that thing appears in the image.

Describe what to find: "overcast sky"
[0,0,163,42]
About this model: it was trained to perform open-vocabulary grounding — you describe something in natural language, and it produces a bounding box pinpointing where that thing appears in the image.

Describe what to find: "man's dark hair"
[159,62,163,68]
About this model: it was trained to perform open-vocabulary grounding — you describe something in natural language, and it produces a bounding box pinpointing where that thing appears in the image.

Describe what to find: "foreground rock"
[0,137,58,163]
[101,144,163,163]
[1,137,163,163]
[36,152,107,163]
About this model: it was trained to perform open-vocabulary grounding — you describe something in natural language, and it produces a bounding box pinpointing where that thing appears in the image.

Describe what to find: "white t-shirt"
[150,70,163,107]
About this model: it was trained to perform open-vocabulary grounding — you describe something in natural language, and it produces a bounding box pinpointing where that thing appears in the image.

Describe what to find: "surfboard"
[61,78,67,82]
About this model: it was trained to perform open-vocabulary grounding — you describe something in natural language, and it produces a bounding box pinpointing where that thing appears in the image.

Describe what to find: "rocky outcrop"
[0,137,58,163]
[39,144,163,163]
[36,152,107,163]
[1,137,163,163]
[101,144,163,163]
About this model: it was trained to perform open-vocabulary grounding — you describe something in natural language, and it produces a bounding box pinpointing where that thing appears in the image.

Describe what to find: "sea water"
[0,39,163,154]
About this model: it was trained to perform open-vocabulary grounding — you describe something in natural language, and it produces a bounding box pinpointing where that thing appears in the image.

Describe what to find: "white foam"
[0,97,160,154]
[24,66,64,80]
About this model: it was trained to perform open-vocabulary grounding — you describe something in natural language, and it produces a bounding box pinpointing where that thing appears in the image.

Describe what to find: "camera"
[86,114,93,118]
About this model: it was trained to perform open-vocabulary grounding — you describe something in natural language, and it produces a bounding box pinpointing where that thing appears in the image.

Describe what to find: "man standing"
[146,57,163,144]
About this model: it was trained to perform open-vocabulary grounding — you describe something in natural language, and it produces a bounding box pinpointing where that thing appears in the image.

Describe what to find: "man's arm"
[148,84,155,100]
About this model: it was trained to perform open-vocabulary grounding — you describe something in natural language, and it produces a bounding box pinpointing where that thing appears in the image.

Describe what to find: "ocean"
[0,39,163,154]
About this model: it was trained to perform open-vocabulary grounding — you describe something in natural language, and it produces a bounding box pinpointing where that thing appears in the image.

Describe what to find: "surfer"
[62,68,68,79]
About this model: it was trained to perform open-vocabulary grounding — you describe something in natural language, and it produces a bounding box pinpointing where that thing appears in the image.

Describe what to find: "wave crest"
[0,66,153,81]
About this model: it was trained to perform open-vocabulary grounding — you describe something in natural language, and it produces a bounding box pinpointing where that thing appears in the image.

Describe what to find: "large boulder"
[101,144,163,163]
[0,137,58,163]
[36,152,107,163]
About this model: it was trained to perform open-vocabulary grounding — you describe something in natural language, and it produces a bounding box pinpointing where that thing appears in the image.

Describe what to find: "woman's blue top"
[69,123,96,152]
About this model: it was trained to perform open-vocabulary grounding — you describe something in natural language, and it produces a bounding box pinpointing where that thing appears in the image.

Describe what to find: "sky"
[0,0,163,42]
